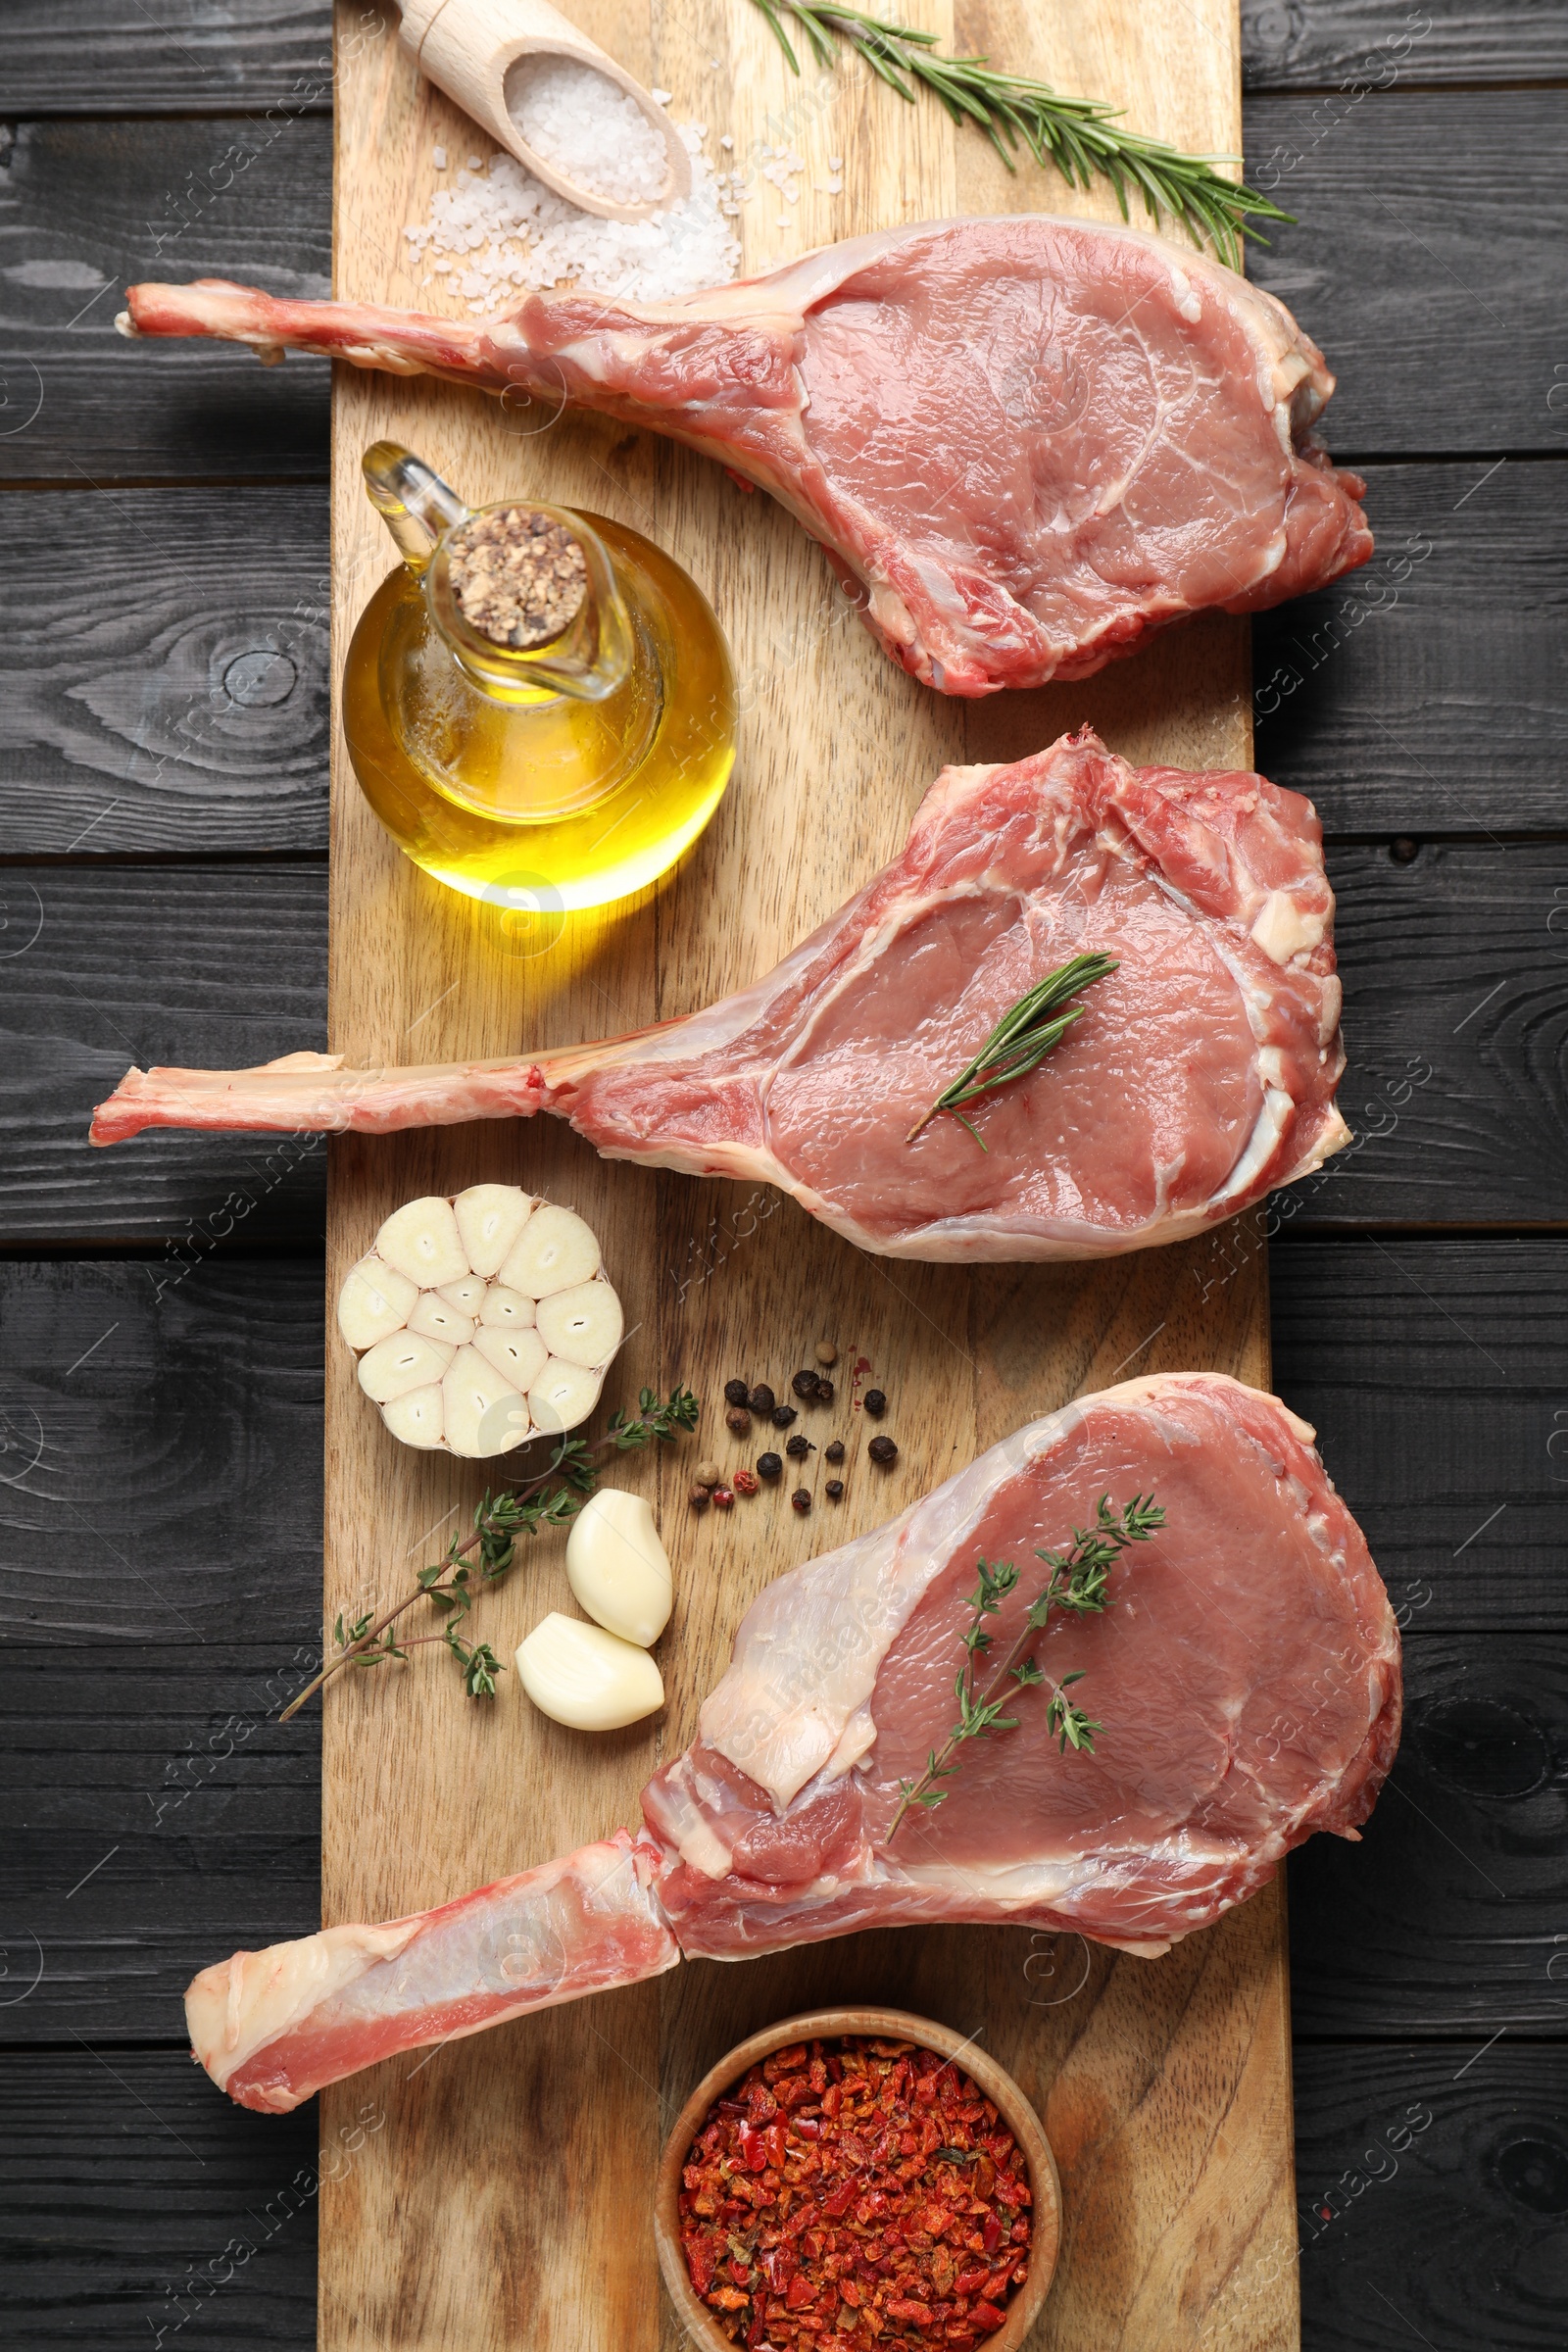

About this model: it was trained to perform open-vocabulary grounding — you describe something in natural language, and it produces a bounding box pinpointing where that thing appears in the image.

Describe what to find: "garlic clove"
[514,1613,664,1731]
[565,1488,672,1647]
[375,1196,470,1290]
[455,1183,534,1278]
[473,1323,549,1394]
[408,1294,476,1347]
[528,1357,604,1435]
[337,1254,417,1350]
[381,1384,445,1448]
[438,1274,489,1315]
[478,1284,536,1330]
[358,1331,456,1403]
[442,1344,529,1457]
[536,1280,624,1370]
[498,1202,601,1299]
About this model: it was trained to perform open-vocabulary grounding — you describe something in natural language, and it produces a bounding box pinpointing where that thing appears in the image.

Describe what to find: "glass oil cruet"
[342,442,737,913]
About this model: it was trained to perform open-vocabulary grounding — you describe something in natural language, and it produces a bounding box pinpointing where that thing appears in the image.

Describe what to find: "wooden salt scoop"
[397,0,692,220]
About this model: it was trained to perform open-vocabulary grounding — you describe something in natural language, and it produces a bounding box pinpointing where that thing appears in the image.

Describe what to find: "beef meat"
[119,216,1372,696]
[185,1375,1399,2112]
[92,730,1349,1263]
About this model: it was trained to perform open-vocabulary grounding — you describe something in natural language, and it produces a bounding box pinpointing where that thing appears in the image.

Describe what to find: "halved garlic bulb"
[565,1489,672,1647]
[336,1184,621,1457]
[514,1613,664,1731]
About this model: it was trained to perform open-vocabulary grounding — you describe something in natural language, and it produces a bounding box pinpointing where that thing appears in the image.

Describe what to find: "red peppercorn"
[710,1485,735,1509]
[732,1468,760,1496]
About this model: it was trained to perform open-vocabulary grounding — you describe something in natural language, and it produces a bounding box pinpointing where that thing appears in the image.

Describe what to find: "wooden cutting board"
[320,3,1297,2346]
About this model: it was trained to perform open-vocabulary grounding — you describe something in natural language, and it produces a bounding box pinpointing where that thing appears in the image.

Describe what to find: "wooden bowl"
[655,2006,1061,2351]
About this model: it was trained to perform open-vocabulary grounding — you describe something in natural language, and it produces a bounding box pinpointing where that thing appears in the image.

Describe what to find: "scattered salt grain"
[511,55,668,207]
[719,134,733,150]
[467,155,481,170]
[651,88,671,105]
[404,121,740,308]
[432,145,447,171]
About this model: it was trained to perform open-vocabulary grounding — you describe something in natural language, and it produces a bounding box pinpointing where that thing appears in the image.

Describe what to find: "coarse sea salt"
[510,56,668,208]
[404,122,741,308]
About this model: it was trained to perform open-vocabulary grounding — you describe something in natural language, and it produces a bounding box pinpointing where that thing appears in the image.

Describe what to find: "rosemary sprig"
[887,1492,1164,1839]
[277,1386,700,1722]
[906,951,1117,1150]
[747,1,1292,268]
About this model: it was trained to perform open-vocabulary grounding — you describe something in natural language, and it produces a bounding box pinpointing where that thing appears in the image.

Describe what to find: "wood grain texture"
[1254,459,1568,835]
[1244,91,1568,458]
[1292,2040,1568,2352]
[0,1256,322,1646]
[0,487,328,857]
[0,2047,319,2352]
[0,118,329,482]
[1241,0,1568,88]
[316,5,1301,2350]
[9,832,1567,1246]
[0,863,327,1244]
[3,1,333,112]
[0,462,1558,858]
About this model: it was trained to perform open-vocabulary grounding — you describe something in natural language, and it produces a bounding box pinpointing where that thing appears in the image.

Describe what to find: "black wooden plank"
[0,486,328,857]
[0,863,327,1244]
[0,119,328,480]
[8,838,1565,1244]
[0,1256,322,1647]
[1242,0,1568,89]
[4,102,1563,478]
[1292,2041,1568,2352]
[1289,1634,1568,2038]
[1269,1240,1568,1632]
[4,464,1557,862]
[1246,91,1568,458]
[0,1644,319,2042]
[6,1,331,112]
[0,2047,318,2351]
[1291,838,1568,1227]
[1254,458,1566,835]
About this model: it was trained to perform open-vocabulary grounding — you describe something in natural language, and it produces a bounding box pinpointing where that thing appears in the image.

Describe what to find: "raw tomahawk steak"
[119,215,1372,695]
[184,1374,1400,2113]
[92,731,1349,1263]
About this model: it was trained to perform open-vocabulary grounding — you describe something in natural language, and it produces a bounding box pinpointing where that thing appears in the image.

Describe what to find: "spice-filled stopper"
[447,507,588,650]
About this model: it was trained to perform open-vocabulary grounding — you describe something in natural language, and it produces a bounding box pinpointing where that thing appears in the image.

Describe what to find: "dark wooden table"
[2,6,1564,2345]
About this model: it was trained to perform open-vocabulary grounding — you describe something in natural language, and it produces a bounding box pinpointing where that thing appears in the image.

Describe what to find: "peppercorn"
[748,1384,776,1415]
[757,1451,783,1482]
[864,1388,887,1418]
[791,1488,811,1513]
[693,1458,722,1490]
[723,1377,751,1407]
[824,1439,846,1464]
[814,1341,838,1367]
[814,1379,835,1407]
[724,1405,751,1436]
[824,1478,845,1500]
[791,1369,820,1401]
[688,1481,710,1510]
[867,1434,898,1466]
[785,1433,812,1460]
[770,1403,797,1428]
[711,1485,735,1509]
[732,1467,760,1496]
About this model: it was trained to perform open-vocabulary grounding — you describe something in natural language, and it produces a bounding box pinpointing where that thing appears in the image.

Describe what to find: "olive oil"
[343,445,736,913]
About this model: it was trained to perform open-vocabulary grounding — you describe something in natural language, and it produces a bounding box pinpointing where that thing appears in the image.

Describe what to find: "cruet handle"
[362,441,470,574]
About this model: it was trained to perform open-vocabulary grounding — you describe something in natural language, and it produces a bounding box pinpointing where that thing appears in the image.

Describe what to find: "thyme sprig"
[277,1386,700,1722]
[887,1493,1164,1839]
[747,1,1293,267]
[906,951,1117,1150]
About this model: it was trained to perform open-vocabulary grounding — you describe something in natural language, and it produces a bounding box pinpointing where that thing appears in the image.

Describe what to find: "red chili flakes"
[675,2034,1032,2350]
